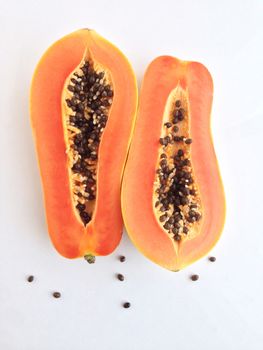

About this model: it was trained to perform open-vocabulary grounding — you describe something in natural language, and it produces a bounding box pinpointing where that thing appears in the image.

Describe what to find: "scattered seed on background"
[117,274,124,281]
[190,274,199,281]
[53,292,61,298]
[209,256,216,262]
[119,255,126,263]
[123,302,131,309]
[27,275,34,283]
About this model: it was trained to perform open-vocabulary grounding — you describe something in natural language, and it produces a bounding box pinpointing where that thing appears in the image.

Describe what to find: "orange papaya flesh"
[122,56,225,271]
[30,29,138,260]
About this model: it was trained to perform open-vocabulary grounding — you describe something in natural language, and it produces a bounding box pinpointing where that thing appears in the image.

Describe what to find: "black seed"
[185,138,193,144]
[174,155,181,162]
[123,302,131,309]
[80,211,90,219]
[174,136,181,142]
[90,154,97,160]
[190,204,198,209]
[174,197,181,206]
[160,153,167,159]
[119,255,126,262]
[107,90,114,97]
[209,256,216,262]
[98,72,105,79]
[190,274,199,281]
[165,136,171,144]
[184,172,192,179]
[178,114,184,121]
[190,189,196,195]
[177,149,184,157]
[187,216,196,223]
[182,187,190,195]
[189,210,196,217]
[76,203,85,212]
[174,234,181,241]
[159,214,167,222]
[183,159,191,166]
[165,122,172,128]
[173,117,179,124]
[175,100,181,107]
[117,274,124,281]
[176,171,184,178]
[174,214,181,222]
[104,99,111,107]
[89,76,96,84]
[27,275,34,283]
[195,212,201,221]
[53,292,61,298]
[168,217,175,224]
[155,201,160,208]
[188,177,194,184]
[159,138,166,146]
[160,206,166,212]
[163,222,171,230]
[68,85,75,92]
[66,99,72,107]
[87,178,95,185]
[88,194,95,200]
[180,197,189,205]
[70,116,77,124]
[172,227,179,234]
[174,222,181,229]
[173,126,179,133]
[183,226,189,234]
[104,84,111,91]
[75,84,82,92]
[162,198,169,206]
[77,103,84,112]
[160,159,167,167]
[174,110,181,117]
[179,108,185,116]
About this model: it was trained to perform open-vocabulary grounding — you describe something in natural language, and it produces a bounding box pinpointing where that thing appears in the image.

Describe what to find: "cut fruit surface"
[121,56,225,271]
[30,29,138,258]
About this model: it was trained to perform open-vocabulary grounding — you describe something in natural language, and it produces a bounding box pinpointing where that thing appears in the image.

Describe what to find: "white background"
[0,0,263,349]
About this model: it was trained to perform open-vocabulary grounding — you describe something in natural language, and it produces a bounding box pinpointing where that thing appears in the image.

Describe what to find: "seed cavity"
[63,60,113,226]
[154,88,202,242]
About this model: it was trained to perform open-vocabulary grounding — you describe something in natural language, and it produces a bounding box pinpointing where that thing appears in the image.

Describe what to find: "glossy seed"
[177,149,184,157]
[185,138,193,144]
[190,274,199,281]
[123,302,131,309]
[119,256,126,262]
[165,122,172,128]
[53,292,61,298]
[183,226,189,234]
[159,214,167,222]
[117,274,124,281]
[27,275,34,283]
[209,256,216,262]
[174,234,181,241]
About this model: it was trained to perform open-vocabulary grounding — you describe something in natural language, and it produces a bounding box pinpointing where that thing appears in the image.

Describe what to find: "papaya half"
[122,56,225,271]
[30,29,138,261]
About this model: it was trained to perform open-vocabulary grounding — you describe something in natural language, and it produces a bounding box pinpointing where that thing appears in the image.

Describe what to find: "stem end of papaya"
[84,254,96,264]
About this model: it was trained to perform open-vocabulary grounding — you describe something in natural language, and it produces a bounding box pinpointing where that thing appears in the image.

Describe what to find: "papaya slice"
[30,29,137,260]
[122,56,225,271]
